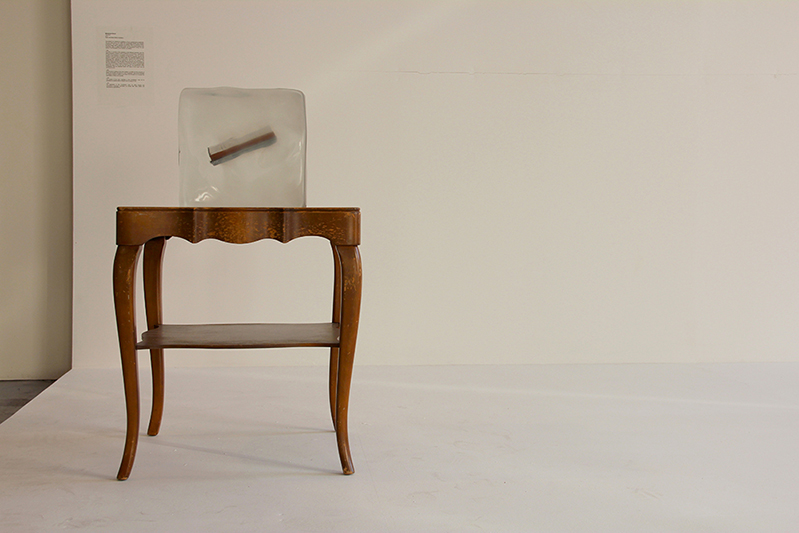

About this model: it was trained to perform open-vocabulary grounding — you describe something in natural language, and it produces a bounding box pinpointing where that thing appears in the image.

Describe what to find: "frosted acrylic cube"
[179,88,306,207]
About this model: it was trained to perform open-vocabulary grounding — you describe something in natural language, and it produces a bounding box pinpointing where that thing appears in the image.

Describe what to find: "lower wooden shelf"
[136,323,341,350]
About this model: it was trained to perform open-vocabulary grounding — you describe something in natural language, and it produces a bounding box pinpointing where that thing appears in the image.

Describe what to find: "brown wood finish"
[116,207,360,246]
[113,244,141,481]
[113,207,361,480]
[138,323,341,349]
[143,237,166,438]
[332,245,361,475]
[329,242,342,427]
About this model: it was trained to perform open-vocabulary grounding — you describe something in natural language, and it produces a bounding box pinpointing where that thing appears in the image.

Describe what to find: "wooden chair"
[112,207,361,480]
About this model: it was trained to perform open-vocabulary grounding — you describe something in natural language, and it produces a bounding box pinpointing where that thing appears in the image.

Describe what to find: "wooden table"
[113,207,362,480]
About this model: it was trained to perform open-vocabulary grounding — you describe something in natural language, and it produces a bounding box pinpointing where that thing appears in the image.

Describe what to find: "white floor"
[1,363,798,532]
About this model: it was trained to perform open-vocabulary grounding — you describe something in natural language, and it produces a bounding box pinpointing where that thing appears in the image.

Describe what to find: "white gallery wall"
[72,0,799,369]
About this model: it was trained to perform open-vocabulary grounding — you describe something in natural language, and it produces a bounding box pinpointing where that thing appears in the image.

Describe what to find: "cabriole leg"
[113,244,142,480]
[144,237,166,435]
[329,242,342,426]
[143,237,167,436]
[333,245,362,475]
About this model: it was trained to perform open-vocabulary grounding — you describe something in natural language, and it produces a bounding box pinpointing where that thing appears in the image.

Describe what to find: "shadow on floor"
[0,381,55,423]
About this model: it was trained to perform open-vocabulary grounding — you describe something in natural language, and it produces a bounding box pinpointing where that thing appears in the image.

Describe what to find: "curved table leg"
[329,242,342,426]
[143,237,166,436]
[113,244,142,481]
[334,245,362,475]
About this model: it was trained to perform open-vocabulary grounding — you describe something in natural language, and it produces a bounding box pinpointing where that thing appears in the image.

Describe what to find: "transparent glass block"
[179,87,306,207]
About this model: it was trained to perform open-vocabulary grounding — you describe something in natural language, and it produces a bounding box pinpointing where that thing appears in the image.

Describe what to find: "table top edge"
[118,206,360,212]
